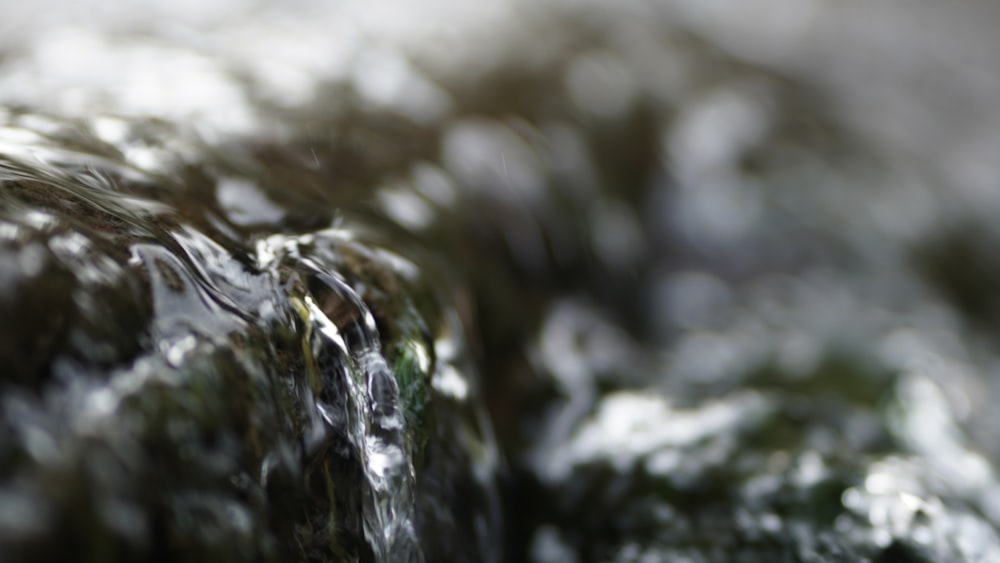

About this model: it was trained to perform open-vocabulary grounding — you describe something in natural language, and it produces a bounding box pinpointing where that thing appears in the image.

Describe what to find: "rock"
[0,114,501,562]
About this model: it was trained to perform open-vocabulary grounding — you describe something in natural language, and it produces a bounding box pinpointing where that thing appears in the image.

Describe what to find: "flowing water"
[257,232,422,561]
[0,108,501,561]
[4,1,1000,562]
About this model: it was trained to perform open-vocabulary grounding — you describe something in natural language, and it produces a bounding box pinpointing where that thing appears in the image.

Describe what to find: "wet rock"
[4,2,1000,563]
[0,114,501,562]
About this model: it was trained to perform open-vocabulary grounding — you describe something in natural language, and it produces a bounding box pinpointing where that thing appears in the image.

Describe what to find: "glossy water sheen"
[258,231,422,561]
[4,1,1000,562]
[0,106,501,561]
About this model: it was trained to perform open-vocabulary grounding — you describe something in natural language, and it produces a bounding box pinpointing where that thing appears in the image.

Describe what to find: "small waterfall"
[258,233,424,563]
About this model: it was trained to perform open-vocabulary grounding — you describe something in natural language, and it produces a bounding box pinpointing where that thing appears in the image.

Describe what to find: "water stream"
[3,1,1000,562]
[258,232,423,561]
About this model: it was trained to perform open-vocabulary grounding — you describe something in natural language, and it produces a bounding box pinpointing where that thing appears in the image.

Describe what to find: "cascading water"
[5,1,1000,562]
[0,105,503,561]
[257,232,424,562]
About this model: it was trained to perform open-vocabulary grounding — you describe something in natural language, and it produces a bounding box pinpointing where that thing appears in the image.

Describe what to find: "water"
[257,231,422,561]
[0,105,502,560]
[3,1,1000,562]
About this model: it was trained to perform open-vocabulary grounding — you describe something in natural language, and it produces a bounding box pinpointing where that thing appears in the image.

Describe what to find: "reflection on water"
[2,0,1000,562]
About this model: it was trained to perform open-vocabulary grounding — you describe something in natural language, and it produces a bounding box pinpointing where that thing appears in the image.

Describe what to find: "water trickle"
[7,2,1000,561]
[258,233,423,562]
